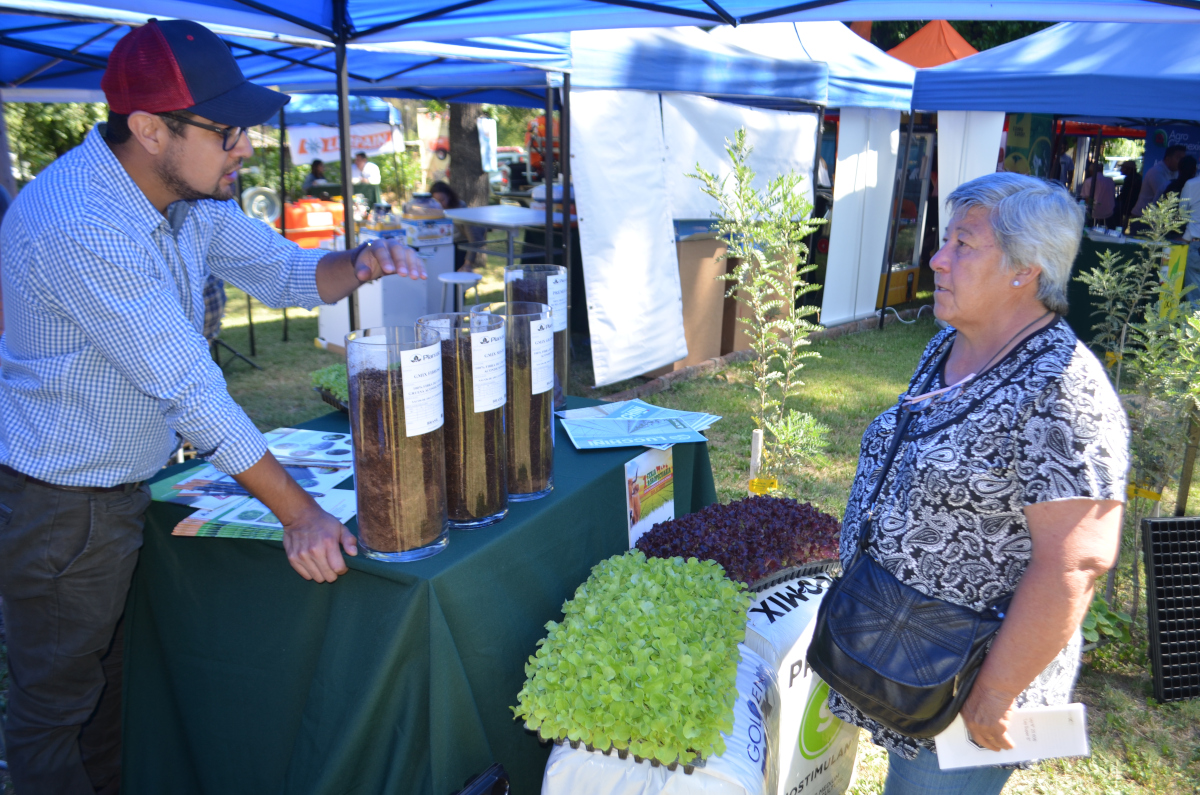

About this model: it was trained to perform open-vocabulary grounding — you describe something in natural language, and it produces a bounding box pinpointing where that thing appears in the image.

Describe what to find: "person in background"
[1132,144,1186,217]
[302,158,327,194]
[1163,155,1197,201]
[351,151,381,185]
[1180,167,1200,303]
[1055,148,1075,189]
[1116,159,1142,229]
[1079,161,1116,227]
[431,180,486,272]
[0,20,426,794]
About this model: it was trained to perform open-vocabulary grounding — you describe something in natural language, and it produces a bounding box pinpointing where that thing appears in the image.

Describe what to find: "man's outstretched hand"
[282,504,358,583]
[354,237,426,283]
[232,451,358,583]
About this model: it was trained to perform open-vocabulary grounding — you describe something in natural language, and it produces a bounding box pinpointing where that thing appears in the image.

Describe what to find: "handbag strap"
[855,339,955,557]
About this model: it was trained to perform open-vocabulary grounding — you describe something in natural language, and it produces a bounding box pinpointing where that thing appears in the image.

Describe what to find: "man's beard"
[155,145,238,202]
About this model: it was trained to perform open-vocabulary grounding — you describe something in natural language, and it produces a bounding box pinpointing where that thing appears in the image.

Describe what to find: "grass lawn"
[1,305,1196,793]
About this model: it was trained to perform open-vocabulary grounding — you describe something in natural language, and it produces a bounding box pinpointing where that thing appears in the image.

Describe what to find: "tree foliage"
[867,20,1053,52]
[4,102,107,182]
[689,128,828,485]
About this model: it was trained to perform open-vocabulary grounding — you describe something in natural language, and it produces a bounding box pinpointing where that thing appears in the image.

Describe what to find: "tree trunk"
[449,103,488,207]
[0,100,18,198]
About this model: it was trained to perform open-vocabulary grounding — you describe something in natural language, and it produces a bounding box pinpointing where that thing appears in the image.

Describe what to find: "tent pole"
[334,0,357,332]
[279,106,290,342]
[806,105,825,272]
[561,73,573,370]
[1087,131,1104,224]
[544,82,555,264]
[879,111,915,330]
[390,123,403,204]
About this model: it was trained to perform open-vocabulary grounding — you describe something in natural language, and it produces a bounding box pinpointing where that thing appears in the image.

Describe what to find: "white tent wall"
[571,89,688,387]
[661,94,817,218]
[936,110,1006,241]
[572,90,820,386]
[820,106,901,327]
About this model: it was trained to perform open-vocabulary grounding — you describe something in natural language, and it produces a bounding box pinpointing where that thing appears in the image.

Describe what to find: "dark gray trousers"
[0,467,150,795]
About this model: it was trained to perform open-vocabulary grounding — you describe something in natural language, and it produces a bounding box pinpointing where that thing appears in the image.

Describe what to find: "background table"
[122,401,716,795]
[443,205,575,271]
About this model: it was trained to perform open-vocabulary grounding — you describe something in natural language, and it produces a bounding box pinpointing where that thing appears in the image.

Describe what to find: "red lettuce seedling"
[635,495,840,585]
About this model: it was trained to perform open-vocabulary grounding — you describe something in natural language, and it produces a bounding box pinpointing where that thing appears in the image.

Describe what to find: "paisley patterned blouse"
[828,318,1130,759]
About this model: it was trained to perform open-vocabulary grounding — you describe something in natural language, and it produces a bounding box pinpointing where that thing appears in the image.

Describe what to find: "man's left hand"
[960,682,1017,752]
[355,238,426,283]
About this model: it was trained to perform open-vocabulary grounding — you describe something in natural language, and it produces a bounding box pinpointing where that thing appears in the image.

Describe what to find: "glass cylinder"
[505,264,569,409]
[472,302,555,501]
[345,326,448,562]
[416,312,509,528]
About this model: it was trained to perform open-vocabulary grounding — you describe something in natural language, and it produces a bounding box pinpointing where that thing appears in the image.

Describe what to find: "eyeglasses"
[903,372,975,412]
[157,112,245,152]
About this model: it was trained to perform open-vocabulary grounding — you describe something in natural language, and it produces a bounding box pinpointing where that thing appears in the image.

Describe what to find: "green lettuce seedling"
[513,550,750,765]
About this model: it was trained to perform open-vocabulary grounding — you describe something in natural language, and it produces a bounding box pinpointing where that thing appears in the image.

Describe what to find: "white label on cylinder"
[548,272,568,331]
[530,320,554,395]
[471,329,507,412]
[400,343,444,437]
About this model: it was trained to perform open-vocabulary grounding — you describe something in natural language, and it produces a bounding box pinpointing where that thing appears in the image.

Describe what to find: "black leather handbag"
[806,346,1012,739]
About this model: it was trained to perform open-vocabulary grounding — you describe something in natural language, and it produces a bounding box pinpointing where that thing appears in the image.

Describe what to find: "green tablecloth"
[122,401,717,795]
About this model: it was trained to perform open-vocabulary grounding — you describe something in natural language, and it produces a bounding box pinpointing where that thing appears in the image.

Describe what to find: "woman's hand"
[960,681,1018,751]
[959,498,1121,749]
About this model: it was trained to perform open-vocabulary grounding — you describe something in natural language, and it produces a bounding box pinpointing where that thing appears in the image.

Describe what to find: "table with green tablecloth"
[121,400,716,795]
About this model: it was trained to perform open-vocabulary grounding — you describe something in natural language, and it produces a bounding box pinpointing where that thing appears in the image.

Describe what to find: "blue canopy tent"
[708,20,913,111]
[274,93,396,125]
[0,7,572,279]
[912,22,1200,125]
[7,0,1197,247]
[6,0,1199,43]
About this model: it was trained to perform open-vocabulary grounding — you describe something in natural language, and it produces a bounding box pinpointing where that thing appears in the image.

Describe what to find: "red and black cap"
[102,19,288,128]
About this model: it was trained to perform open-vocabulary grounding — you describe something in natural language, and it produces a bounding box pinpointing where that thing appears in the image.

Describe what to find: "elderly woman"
[829,172,1128,793]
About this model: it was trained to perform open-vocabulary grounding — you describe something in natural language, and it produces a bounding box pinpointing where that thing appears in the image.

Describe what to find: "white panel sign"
[400,343,444,437]
[471,329,507,412]
[530,321,554,395]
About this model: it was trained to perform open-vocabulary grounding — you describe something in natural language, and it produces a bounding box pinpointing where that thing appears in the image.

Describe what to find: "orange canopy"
[886,20,978,68]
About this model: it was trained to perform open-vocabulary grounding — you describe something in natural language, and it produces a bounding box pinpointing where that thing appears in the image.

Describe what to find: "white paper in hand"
[934,704,1089,770]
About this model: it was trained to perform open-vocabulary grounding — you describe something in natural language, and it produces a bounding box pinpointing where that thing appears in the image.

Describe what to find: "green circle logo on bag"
[799,679,844,759]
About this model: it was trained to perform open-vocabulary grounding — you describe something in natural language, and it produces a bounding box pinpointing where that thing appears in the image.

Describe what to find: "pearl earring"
[1012,280,1021,287]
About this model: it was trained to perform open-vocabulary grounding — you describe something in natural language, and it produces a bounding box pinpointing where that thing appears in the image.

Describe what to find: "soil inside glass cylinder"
[442,336,507,521]
[507,334,553,494]
[508,276,568,407]
[348,367,446,552]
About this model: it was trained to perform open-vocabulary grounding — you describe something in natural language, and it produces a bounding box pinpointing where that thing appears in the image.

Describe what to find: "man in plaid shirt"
[0,20,425,793]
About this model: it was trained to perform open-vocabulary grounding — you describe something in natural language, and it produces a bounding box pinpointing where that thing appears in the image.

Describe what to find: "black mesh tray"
[314,386,348,413]
[1142,517,1200,703]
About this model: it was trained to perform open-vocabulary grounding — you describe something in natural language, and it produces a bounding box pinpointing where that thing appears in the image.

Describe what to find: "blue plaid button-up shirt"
[0,125,325,486]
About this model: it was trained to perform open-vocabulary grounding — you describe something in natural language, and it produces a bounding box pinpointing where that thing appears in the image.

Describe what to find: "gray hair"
[945,172,1083,315]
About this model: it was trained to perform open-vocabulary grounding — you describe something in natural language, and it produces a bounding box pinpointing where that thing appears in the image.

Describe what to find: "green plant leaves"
[1084,592,1133,645]
[310,363,349,403]
[512,551,749,764]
